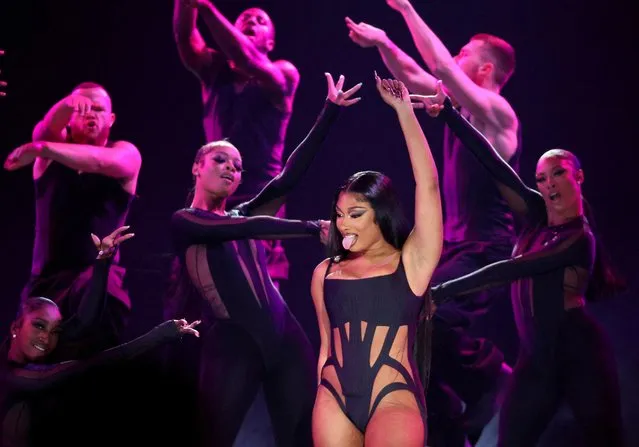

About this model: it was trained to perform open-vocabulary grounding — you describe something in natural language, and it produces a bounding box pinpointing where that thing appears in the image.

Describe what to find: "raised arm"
[59,258,111,341]
[432,226,594,303]
[387,0,518,156]
[60,227,135,341]
[432,96,544,222]
[345,17,438,95]
[235,74,361,217]
[172,208,322,247]
[311,259,332,386]
[6,319,198,393]
[173,0,221,80]
[377,76,442,296]
[194,0,298,102]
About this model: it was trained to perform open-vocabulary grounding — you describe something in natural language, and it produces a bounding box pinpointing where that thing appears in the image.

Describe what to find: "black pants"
[499,308,623,447]
[426,240,510,446]
[173,315,315,447]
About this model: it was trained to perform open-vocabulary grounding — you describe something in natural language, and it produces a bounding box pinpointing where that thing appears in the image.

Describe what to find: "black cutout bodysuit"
[430,99,624,447]
[167,101,340,447]
[321,257,426,433]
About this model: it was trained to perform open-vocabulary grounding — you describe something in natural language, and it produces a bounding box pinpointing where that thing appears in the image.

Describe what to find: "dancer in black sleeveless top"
[311,75,443,446]
[420,96,624,446]
[167,74,361,447]
[4,83,141,357]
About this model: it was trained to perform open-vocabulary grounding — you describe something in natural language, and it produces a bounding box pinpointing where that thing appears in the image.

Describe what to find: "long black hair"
[326,171,410,259]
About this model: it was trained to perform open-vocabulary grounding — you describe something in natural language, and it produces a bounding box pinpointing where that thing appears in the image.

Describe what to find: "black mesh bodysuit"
[168,101,341,447]
[430,99,624,447]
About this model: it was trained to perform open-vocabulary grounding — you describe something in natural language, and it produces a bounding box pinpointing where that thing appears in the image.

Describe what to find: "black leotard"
[321,257,426,433]
[432,99,595,360]
[431,99,623,446]
[170,101,339,365]
[168,101,340,447]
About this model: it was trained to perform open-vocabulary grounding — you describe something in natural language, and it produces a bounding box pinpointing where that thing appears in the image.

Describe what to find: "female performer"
[311,75,443,446]
[168,73,361,446]
[1,227,199,447]
[417,85,624,446]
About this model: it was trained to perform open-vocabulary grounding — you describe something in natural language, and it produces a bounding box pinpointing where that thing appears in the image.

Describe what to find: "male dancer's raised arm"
[175,0,298,107]
[345,17,438,94]
[173,0,220,80]
[385,0,518,161]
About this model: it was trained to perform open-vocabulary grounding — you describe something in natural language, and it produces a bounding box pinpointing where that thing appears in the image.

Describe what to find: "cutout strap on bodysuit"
[320,258,426,432]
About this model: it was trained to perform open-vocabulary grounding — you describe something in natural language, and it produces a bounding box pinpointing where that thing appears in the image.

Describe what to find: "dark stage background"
[0,0,637,445]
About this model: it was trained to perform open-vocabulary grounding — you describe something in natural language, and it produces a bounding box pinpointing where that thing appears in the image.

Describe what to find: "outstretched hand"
[92,226,135,260]
[174,319,201,338]
[409,80,447,117]
[325,73,362,107]
[374,72,411,110]
[345,17,386,48]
